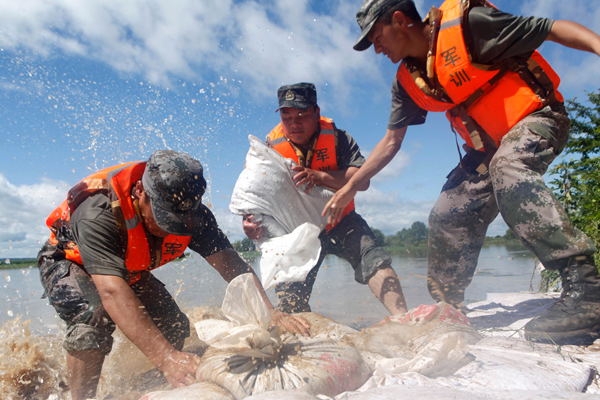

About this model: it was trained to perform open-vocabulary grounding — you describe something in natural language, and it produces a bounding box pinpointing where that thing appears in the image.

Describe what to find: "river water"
[1,244,538,333]
[0,244,539,399]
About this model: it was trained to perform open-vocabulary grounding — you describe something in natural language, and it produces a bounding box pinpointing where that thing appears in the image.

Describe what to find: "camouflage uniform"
[428,103,597,305]
[353,0,600,343]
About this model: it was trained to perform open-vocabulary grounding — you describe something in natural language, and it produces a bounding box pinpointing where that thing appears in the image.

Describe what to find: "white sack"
[194,274,372,399]
[348,303,481,377]
[230,135,332,236]
[229,135,333,287]
[195,273,280,359]
[257,223,322,289]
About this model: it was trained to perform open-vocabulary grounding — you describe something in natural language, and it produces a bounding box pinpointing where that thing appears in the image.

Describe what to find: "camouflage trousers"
[428,104,597,305]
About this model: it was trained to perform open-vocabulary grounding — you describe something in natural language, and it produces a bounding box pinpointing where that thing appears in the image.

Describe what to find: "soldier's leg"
[490,105,599,343]
[37,241,115,400]
[427,160,499,308]
[275,253,324,313]
[328,211,408,315]
[490,107,595,266]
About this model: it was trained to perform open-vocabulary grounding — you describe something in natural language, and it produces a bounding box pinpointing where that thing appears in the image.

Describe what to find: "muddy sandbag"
[139,382,234,400]
[293,312,359,340]
[194,274,372,399]
[348,303,482,377]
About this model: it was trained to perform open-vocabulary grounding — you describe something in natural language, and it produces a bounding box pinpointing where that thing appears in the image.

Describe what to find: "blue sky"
[1,0,599,257]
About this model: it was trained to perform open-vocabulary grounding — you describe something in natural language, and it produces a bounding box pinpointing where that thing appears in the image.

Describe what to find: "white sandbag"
[138,382,234,400]
[336,384,600,400]
[195,274,280,360]
[229,135,332,236]
[453,338,595,392]
[230,136,332,287]
[198,337,371,400]
[348,303,481,377]
[194,274,372,399]
[257,223,322,289]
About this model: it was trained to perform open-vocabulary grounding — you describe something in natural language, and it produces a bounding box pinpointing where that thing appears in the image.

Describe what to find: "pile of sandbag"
[193,273,372,399]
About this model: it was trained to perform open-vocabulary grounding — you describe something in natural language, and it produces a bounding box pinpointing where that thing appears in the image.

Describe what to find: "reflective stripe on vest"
[46,162,192,284]
[266,116,355,230]
[396,0,563,150]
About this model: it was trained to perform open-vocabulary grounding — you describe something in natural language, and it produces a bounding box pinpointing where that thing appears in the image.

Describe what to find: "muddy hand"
[271,309,310,336]
[160,350,201,388]
[242,214,263,240]
[291,165,319,194]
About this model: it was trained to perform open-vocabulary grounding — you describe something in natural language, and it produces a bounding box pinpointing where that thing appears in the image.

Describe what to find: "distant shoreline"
[4,239,527,270]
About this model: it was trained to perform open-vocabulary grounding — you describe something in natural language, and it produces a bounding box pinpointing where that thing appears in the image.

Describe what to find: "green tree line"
[549,89,600,266]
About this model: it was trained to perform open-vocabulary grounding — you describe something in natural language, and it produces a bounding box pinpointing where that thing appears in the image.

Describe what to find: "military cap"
[277,83,317,111]
[354,0,400,51]
[142,150,206,235]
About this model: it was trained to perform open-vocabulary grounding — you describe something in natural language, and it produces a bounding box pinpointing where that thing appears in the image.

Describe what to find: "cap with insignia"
[142,150,207,235]
[354,0,400,51]
[276,82,317,111]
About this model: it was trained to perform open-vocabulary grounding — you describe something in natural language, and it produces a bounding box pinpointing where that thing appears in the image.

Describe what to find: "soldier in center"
[242,82,408,316]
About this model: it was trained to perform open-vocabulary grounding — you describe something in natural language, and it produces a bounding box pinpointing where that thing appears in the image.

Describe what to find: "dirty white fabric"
[230,135,332,236]
[334,292,600,399]
[139,292,600,400]
[195,273,280,359]
[194,274,372,400]
[229,135,333,288]
[257,223,322,289]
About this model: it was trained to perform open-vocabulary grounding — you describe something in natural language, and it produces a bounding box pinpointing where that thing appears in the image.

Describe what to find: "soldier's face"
[280,106,320,146]
[368,12,410,64]
[134,181,170,238]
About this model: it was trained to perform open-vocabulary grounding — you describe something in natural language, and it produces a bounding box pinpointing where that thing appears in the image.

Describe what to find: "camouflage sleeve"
[465,7,554,64]
[188,205,234,258]
[388,77,428,130]
[71,194,129,280]
[335,129,365,169]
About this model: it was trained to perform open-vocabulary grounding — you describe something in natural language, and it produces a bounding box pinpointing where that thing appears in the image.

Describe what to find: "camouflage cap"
[277,83,317,111]
[142,150,206,236]
[354,0,399,51]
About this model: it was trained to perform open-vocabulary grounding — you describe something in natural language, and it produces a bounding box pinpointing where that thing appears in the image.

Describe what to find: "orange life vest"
[267,116,355,230]
[396,0,563,151]
[46,162,191,284]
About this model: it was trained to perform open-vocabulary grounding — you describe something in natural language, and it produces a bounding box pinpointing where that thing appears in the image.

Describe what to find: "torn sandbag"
[194,274,372,399]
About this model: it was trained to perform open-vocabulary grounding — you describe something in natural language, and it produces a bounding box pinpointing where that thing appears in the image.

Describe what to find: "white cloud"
[355,187,434,235]
[0,174,69,258]
[0,0,385,101]
[361,149,411,182]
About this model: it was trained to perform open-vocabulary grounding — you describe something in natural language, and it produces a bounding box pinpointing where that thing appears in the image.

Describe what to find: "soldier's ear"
[133,180,144,199]
[315,106,321,119]
[392,11,407,29]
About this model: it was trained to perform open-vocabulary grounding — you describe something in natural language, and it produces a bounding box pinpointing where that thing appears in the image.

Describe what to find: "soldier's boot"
[524,255,600,344]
